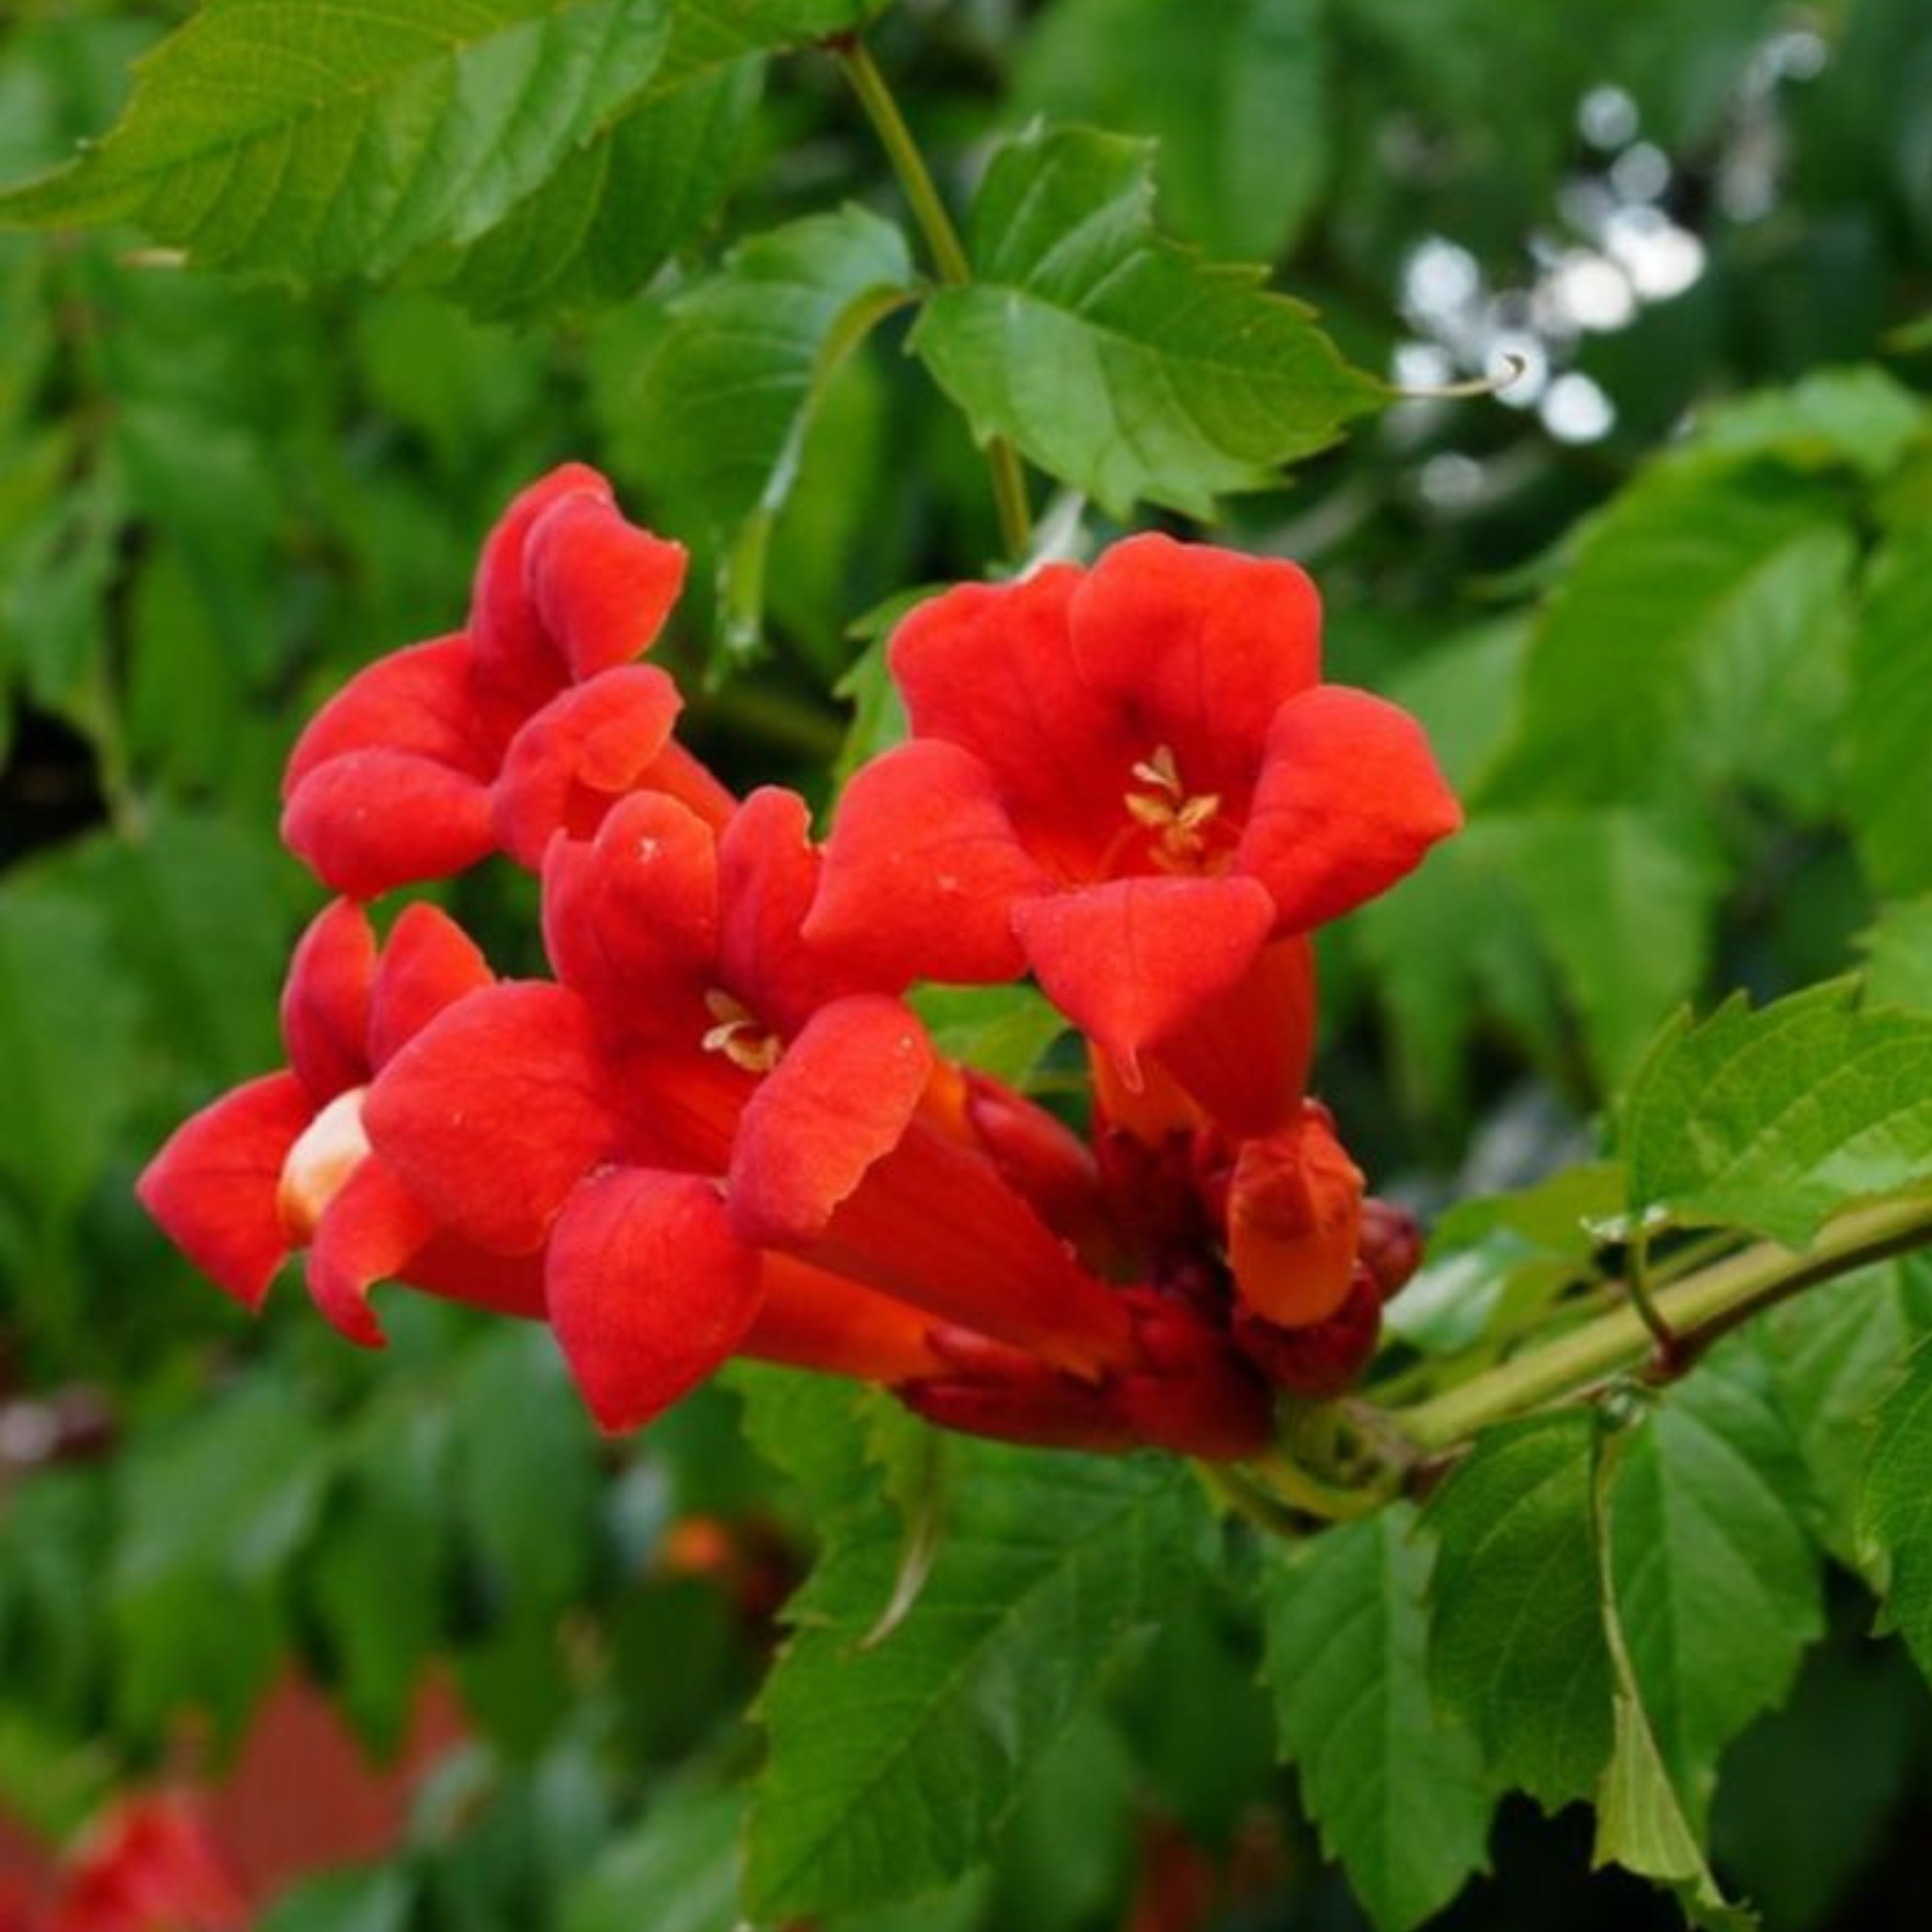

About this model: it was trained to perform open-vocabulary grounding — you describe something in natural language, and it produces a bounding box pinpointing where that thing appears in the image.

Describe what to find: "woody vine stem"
[1245,1192,1932,1524]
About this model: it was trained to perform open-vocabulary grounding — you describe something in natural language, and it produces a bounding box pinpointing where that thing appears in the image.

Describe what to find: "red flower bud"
[1357,1196,1423,1302]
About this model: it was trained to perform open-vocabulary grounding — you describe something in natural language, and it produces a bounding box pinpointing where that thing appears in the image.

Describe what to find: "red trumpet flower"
[136,897,538,1341]
[808,534,1460,1131]
[281,464,732,899]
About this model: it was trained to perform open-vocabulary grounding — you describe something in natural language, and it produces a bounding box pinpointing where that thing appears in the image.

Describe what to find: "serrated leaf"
[745,1451,1200,1918]
[1760,1260,1932,1570]
[659,0,896,67]
[1843,529,1932,899]
[1481,469,1853,811]
[1621,980,1932,1247]
[1590,1427,1757,1931]
[423,53,762,321]
[1011,0,1329,262]
[912,125,1380,519]
[1263,1506,1493,1932]
[1602,1346,1824,1831]
[1424,1412,1613,1810]
[619,206,914,655]
[0,0,675,282]
[1857,1331,1932,1682]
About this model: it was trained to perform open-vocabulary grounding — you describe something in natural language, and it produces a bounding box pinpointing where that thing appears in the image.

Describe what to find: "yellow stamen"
[1123,745,1223,871]
[701,990,782,1074]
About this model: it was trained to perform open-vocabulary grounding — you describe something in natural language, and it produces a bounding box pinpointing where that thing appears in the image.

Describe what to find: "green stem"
[1392,1193,1932,1454]
[832,36,1033,561]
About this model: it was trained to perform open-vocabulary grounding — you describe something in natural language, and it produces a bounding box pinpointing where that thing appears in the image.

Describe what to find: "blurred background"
[2,0,1930,1925]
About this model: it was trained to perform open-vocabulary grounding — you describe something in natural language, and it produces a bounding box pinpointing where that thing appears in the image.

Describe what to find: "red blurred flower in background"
[39,1796,246,1932]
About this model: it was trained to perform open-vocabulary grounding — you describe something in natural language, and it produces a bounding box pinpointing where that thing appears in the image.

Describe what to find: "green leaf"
[1011,0,1329,262]
[658,0,896,65]
[1861,897,1932,1010]
[452,1329,602,1617]
[111,1381,334,1739]
[1484,808,1721,1086]
[618,206,915,656]
[0,0,675,281]
[1843,529,1932,898]
[0,881,143,1219]
[258,1867,416,1932]
[1601,1346,1824,1831]
[745,1451,1202,1918]
[1481,468,1853,811]
[309,1404,452,1757]
[908,985,1069,1093]
[1590,1425,1757,1931]
[563,1785,742,1932]
[1712,1634,1926,1932]
[1263,1505,1493,1932]
[912,125,1380,519]
[424,53,762,321]
[1424,1412,1614,1811]
[1389,1163,1619,1356]
[1621,980,1932,1247]
[1856,1330,1932,1683]
[1760,1259,1932,1570]
[1688,365,1928,479]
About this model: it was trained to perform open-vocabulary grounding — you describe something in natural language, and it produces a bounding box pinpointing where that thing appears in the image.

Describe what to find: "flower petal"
[306,1157,547,1345]
[282,750,497,899]
[136,1072,312,1307]
[892,564,1131,868]
[747,1254,947,1383]
[547,1168,764,1432]
[1069,532,1322,797]
[527,491,688,681]
[280,900,375,1102]
[1151,934,1316,1138]
[282,634,499,796]
[362,982,615,1253]
[1013,874,1275,1071]
[1236,685,1463,931]
[367,902,495,1070]
[540,789,718,1025]
[467,463,612,700]
[493,663,686,868]
[728,995,934,1245]
[304,1157,437,1346]
[808,740,1049,985]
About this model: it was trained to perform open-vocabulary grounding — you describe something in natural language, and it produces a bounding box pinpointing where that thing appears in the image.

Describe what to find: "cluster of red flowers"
[140,467,1459,1461]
